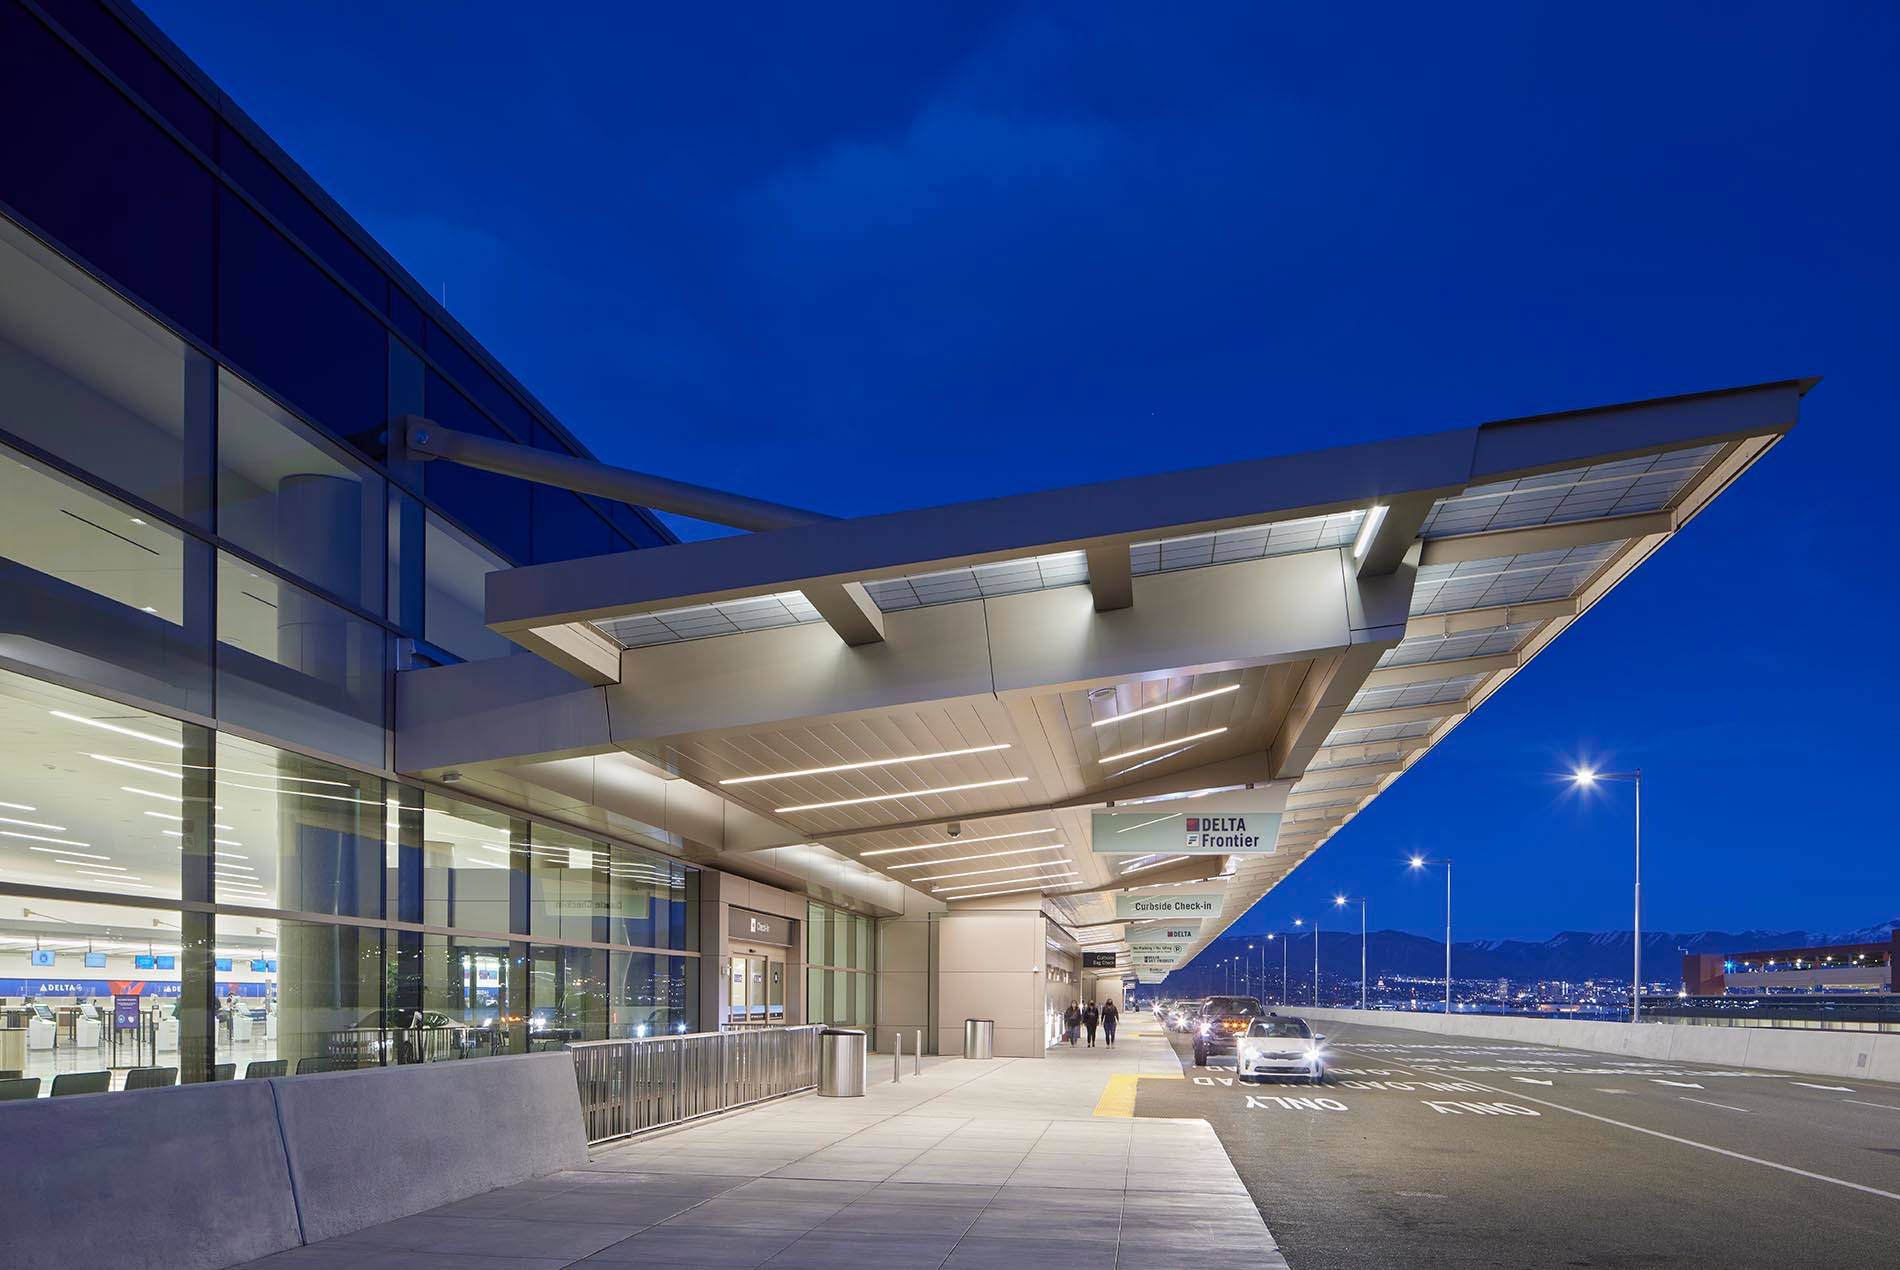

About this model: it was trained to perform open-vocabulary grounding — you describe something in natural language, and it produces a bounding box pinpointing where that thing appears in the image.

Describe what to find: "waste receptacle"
[818,1027,866,1097]
[963,1018,994,1060]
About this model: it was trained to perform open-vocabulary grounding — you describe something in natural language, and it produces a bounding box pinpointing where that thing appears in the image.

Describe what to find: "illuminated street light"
[1336,894,1368,1011]
[1409,855,1453,1013]
[1571,767,1644,1024]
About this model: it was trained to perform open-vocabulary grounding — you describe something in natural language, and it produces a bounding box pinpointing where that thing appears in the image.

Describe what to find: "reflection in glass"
[0,214,210,525]
[215,732,383,917]
[0,439,213,714]
[215,550,386,766]
[0,668,199,900]
[216,371,384,612]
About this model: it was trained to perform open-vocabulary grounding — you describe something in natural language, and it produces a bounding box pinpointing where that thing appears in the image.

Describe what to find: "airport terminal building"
[0,0,1808,1090]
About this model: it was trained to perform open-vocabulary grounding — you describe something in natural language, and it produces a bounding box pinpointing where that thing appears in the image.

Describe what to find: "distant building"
[1683,934,1897,996]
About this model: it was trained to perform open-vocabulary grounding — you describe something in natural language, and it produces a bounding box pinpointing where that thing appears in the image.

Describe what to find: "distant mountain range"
[1178,919,1900,987]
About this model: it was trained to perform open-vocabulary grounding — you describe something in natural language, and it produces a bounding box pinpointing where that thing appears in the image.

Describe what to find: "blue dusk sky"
[140,1,1898,940]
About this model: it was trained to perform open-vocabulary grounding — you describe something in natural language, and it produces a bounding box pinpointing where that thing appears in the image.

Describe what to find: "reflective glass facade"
[0,0,698,1091]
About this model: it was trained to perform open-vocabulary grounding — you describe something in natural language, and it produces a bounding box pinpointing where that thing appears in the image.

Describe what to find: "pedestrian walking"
[1102,1000,1119,1047]
[1063,1002,1081,1045]
[1083,1001,1100,1047]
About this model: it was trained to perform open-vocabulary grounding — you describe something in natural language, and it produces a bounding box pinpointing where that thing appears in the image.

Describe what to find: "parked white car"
[1234,1015,1327,1083]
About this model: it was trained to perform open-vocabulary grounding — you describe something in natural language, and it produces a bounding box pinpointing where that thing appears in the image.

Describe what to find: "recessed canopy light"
[776,776,1028,814]
[122,786,182,804]
[933,870,1078,893]
[940,880,1081,900]
[3,830,91,848]
[1091,683,1240,727]
[887,845,1068,870]
[721,743,1011,786]
[29,846,107,859]
[50,710,181,748]
[860,829,1057,857]
[0,800,35,812]
[58,859,125,870]
[0,815,65,831]
[1096,728,1227,764]
[914,859,1076,882]
[1352,504,1389,561]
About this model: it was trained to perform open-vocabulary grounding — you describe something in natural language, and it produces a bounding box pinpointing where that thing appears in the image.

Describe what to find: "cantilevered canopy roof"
[396,379,1811,973]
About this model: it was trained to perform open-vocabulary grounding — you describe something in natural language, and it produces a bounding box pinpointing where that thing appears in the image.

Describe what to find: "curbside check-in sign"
[1116,891,1223,919]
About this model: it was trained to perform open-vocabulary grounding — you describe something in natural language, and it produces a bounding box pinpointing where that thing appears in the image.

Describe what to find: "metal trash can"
[963,1018,994,1060]
[818,1027,867,1098]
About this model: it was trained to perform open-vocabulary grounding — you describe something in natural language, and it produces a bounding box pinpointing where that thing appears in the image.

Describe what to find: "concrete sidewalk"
[232,1025,1285,1269]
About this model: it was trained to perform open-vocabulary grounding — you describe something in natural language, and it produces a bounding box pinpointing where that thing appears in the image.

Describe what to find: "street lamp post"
[1335,895,1368,1010]
[1312,917,1320,1007]
[1573,769,1644,1024]
[1246,944,1254,998]
[1409,856,1452,1014]
[1290,919,1301,1005]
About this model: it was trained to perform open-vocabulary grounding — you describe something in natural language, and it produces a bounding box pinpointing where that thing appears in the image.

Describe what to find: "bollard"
[914,1029,923,1075]
[892,1029,902,1083]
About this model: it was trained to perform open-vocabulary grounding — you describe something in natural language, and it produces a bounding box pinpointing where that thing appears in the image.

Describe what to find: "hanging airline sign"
[1130,940,1190,956]
[1129,925,1201,942]
[1133,953,1180,967]
[1081,951,1120,970]
[1116,891,1222,920]
[1136,970,1168,984]
[1091,788,1287,856]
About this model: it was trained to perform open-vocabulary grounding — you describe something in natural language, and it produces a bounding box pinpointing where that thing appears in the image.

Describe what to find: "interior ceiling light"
[1091,683,1239,728]
[29,846,108,860]
[776,776,1028,814]
[1097,729,1226,764]
[0,800,35,811]
[58,859,125,870]
[0,815,65,831]
[860,828,1057,857]
[887,844,1067,870]
[90,754,182,779]
[914,859,1075,882]
[121,786,182,804]
[51,710,181,748]
[4,830,91,848]
[721,743,1011,786]
[933,870,1078,893]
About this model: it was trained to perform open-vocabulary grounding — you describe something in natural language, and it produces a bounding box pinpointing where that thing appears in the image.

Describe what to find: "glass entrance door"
[728,954,784,1027]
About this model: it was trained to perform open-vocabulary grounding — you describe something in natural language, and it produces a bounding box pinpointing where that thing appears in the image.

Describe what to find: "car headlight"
[1199,1023,1212,1037]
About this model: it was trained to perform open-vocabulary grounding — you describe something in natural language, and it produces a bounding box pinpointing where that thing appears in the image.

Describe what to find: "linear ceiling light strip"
[776,776,1028,814]
[1091,683,1239,728]
[860,828,1057,857]
[721,743,1011,785]
[1096,728,1227,764]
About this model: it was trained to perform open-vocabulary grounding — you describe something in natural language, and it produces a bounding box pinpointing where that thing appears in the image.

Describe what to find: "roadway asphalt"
[1132,1016,1900,1269]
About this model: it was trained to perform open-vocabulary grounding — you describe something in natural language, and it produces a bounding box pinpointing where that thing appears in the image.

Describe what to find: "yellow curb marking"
[1095,1071,1184,1118]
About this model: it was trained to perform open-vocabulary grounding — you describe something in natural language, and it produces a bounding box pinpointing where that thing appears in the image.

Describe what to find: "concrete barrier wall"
[1,1079,302,1270]
[274,1050,590,1243]
[1298,1007,1900,1084]
[0,1051,589,1270]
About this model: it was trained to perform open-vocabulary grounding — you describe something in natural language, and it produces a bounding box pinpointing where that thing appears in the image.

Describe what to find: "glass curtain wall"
[806,902,875,1030]
[0,666,697,1090]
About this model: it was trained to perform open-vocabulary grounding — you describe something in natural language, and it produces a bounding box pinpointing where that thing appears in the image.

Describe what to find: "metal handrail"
[568,1026,824,1145]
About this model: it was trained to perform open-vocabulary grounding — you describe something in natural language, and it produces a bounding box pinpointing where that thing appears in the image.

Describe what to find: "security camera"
[947,823,962,838]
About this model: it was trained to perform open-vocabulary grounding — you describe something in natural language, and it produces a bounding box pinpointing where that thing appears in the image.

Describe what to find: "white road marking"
[1652,1079,1703,1088]
[1842,1099,1900,1113]
[1595,1089,1633,1094]
[1455,1085,1900,1203]
[1680,1097,1750,1113]
[1420,1100,1540,1116]
[1511,1077,1554,1086]
[1791,1082,1853,1093]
